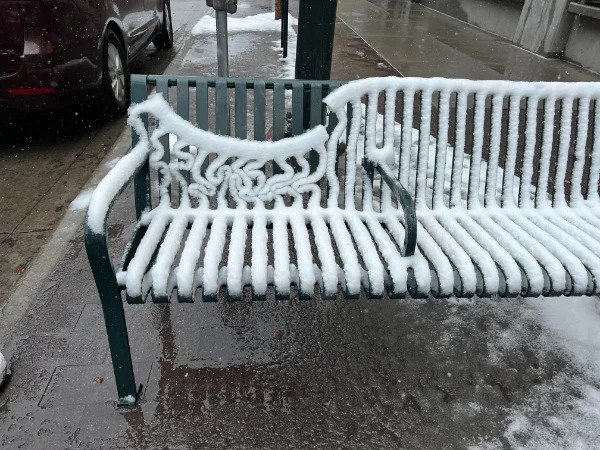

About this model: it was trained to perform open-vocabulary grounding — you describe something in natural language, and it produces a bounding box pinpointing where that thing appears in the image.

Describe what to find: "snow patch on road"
[69,188,95,211]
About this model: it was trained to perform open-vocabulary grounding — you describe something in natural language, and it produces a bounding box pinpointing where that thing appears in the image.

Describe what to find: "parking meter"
[206,0,237,76]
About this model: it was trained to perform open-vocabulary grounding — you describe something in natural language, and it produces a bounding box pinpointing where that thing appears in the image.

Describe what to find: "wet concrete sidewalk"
[338,0,600,81]
[1,1,600,448]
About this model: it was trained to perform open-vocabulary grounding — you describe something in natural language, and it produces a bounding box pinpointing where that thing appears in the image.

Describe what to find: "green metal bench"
[86,74,600,405]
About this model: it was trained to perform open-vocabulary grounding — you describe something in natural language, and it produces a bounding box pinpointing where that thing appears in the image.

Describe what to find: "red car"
[0,0,173,112]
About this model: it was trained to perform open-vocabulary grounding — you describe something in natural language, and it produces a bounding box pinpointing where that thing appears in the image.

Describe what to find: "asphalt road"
[0,0,213,308]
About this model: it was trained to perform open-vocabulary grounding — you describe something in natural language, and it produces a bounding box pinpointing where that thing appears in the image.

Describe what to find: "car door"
[113,0,153,56]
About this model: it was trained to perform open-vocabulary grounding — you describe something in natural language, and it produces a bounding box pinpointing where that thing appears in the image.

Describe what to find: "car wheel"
[153,1,174,50]
[102,30,129,114]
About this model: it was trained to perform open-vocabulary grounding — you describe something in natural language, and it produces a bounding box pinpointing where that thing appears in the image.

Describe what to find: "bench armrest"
[374,162,417,257]
[86,143,150,237]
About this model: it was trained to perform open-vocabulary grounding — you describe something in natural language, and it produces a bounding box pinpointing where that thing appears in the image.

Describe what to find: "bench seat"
[117,203,600,303]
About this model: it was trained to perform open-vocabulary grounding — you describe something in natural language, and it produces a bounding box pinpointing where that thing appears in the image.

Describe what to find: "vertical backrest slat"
[570,97,590,206]
[292,83,304,136]
[415,89,433,209]
[345,99,362,209]
[309,82,323,128]
[380,88,397,211]
[215,78,229,135]
[399,89,414,187]
[253,80,266,140]
[131,76,149,147]
[534,98,556,208]
[553,97,574,207]
[502,95,522,207]
[234,80,248,139]
[272,81,285,141]
[362,92,379,211]
[484,94,504,207]
[467,92,486,209]
[131,76,151,218]
[519,97,539,207]
[176,81,191,186]
[156,78,171,198]
[196,80,209,130]
[432,90,451,209]
[450,92,468,208]
[588,100,600,202]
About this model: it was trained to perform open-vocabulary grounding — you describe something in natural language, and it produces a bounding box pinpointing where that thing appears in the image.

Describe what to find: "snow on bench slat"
[570,98,590,207]
[492,212,566,293]
[346,215,386,295]
[364,215,409,295]
[450,92,468,209]
[588,105,600,203]
[467,93,486,209]
[472,214,544,296]
[202,215,228,296]
[526,214,600,291]
[433,90,451,209]
[272,213,291,296]
[436,213,499,294]
[501,96,521,208]
[251,209,269,296]
[456,215,522,295]
[419,215,477,295]
[399,89,415,188]
[151,215,188,298]
[553,98,574,208]
[534,98,557,208]
[227,215,248,297]
[329,214,362,295]
[416,89,433,209]
[289,212,315,295]
[176,216,209,299]
[126,211,170,297]
[310,214,338,297]
[484,94,504,208]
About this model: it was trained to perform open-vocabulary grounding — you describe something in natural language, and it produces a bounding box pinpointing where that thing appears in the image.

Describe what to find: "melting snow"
[69,188,95,211]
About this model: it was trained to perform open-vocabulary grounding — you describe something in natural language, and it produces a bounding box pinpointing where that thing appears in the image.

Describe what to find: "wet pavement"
[1,0,600,448]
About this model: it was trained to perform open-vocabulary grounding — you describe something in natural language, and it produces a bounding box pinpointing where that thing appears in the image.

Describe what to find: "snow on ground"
[192,12,298,36]
[464,296,600,449]
[0,352,6,387]
[68,187,95,211]
[190,10,298,80]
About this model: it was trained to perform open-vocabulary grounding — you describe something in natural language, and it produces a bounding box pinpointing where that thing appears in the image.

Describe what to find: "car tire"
[101,30,129,115]
[153,1,174,50]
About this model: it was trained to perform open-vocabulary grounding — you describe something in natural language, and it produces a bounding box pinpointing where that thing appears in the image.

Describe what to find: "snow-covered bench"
[85,75,600,405]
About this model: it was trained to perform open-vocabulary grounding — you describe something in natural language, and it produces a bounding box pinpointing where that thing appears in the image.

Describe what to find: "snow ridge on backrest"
[129,94,333,209]
[324,76,600,211]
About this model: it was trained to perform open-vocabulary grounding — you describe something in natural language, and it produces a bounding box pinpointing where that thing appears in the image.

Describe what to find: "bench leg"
[85,229,138,406]
[99,284,139,407]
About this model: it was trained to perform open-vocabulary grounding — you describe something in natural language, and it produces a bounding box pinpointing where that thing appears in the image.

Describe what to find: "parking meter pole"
[295,0,337,129]
[215,9,229,77]
[281,0,288,58]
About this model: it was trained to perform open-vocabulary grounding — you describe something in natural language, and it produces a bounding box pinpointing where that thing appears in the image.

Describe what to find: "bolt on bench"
[86,75,600,404]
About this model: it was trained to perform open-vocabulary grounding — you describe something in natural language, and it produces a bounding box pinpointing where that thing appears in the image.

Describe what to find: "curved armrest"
[374,163,417,257]
[86,143,149,236]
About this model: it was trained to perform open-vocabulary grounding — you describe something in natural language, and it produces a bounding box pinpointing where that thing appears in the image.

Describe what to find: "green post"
[295,0,338,81]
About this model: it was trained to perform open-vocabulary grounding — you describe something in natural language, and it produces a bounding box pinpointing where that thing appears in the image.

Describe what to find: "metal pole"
[281,0,289,58]
[215,9,229,77]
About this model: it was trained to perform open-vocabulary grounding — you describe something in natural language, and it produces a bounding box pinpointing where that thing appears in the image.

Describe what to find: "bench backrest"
[130,75,345,211]
[325,77,600,211]
[131,75,600,214]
